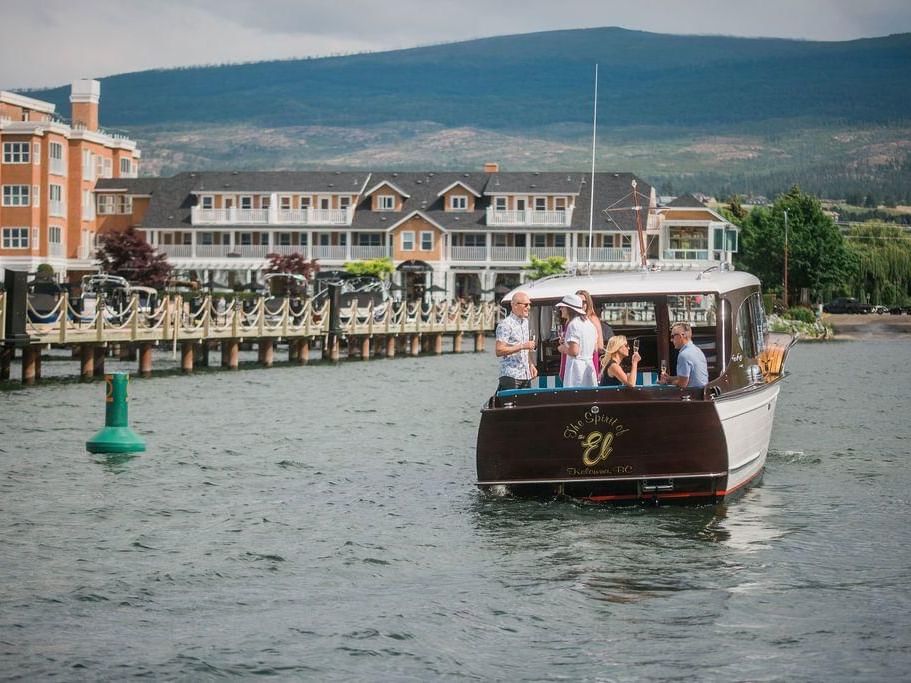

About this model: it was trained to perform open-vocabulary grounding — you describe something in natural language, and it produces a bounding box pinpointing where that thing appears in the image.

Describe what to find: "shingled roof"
[96,170,654,233]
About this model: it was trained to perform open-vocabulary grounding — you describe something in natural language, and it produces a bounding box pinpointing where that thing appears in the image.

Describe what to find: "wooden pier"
[0,291,497,385]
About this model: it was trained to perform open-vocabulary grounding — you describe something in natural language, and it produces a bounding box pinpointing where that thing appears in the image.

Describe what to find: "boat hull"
[476,381,782,504]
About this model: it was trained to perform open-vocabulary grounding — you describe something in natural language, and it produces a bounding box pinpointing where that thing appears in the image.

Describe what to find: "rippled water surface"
[2,342,910,680]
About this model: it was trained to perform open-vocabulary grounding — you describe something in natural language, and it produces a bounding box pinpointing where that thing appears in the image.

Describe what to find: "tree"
[265,253,320,280]
[735,186,856,303]
[525,256,566,280]
[344,257,394,279]
[844,222,911,305]
[96,227,172,288]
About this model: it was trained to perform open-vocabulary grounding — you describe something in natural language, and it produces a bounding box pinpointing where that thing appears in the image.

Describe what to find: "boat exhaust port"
[639,479,675,494]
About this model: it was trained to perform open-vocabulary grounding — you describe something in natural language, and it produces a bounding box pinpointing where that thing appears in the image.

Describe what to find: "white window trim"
[200,195,214,209]
[2,142,31,164]
[450,195,468,210]
[420,231,434,251]
[378,194,395,211]
[401,231,415,250]
[1,226,30,249]
[2,184,30,207]
[533,196,547,211]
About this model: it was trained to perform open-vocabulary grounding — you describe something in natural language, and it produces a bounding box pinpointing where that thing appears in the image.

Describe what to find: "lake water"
[1,341,910,680]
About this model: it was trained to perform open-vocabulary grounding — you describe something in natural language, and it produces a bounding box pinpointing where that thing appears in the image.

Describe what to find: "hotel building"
[94,168,739,300]
[0,80,140,281]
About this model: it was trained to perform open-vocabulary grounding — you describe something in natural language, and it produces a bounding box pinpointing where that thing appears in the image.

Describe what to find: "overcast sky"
[2,0,910,90]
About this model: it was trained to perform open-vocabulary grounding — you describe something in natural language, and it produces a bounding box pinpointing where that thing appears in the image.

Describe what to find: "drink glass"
[632,339,640,355]
[660,360,668,376]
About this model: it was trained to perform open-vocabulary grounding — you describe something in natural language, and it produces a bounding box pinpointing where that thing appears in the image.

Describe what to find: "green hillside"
[19,27,911,201]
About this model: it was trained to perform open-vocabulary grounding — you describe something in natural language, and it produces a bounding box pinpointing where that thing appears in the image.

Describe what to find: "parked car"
[823,297,873,314]
[890,306,907,315]
[872,305,889,315]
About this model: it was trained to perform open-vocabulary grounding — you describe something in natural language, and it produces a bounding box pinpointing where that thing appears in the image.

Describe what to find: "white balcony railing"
[581,247,632,262]
[529,247,569,260]
[486,208,573,227]
[490,246,527,262]
[312,245,348,260]
[451,246,488,261]
[191,206,354,226]
[277,208,352,226]
[191,208,270,225]
[349,246,388,259]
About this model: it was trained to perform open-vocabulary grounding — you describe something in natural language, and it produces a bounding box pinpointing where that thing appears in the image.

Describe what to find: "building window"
[420,231,434,250]
[494,196,507,211]
[300,197,311,209]
[464,233,486,247]
[555,197,566,212]
[318,233,331,246]
[340,196,351,209]
[534,197,547,211]
[120,158,131,175]
[533,234,546,248]
[261,195,271,209]
[200,232,214,245]
[3,142,31,163]
[450,195,467,210]
[280,196,291,210]
[319,197,330,210]
[1,227,29,249]
[200,195,214,210]
[2,185,30,206]
[493,234,507,247]
[240,196,253,210]
[357,233,381,246]
[239,232,252,246]
[97,194,115,214]
[378,195,395,211]
[118,196,132,213]
[277,232,292,246]
[401,231,415,250]
[49,226,62,244]
[554,234,566,248]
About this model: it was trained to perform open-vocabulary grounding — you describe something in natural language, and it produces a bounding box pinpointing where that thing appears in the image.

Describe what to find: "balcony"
[191,208,270,225]
[448,245,630,264]
[191,206,354,226]
[486,207,573,227]
[155,243,389,261]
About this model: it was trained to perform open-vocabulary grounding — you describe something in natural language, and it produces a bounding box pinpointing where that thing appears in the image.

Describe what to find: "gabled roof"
[384,210,448,233]
[436,180,482,198]
[363,180,411,198]
[665,193,706,208]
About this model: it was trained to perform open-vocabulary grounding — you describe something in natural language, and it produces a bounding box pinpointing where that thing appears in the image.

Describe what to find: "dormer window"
[378,195,395,211]
[450,195,467,210]
[494,197,507,211]
[201,195,214,209]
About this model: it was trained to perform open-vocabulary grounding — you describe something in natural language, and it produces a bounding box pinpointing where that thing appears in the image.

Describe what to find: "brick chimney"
[483,162,499,173]
[70,79,101,131]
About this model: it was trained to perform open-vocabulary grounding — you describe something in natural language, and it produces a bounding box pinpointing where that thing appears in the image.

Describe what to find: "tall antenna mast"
[587,64,598,273]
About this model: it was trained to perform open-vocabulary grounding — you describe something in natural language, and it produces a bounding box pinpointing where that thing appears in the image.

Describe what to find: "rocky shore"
[768,312,911,341]
[823,313,911,340]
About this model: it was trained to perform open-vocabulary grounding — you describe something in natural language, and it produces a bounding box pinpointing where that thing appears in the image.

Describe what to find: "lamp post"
[783,209,789,309]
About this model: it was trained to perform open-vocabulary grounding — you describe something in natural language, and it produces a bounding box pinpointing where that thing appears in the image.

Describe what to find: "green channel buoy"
[86,373,146,454]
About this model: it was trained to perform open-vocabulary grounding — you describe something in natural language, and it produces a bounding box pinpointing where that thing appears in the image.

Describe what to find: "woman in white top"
[556,293,598,387]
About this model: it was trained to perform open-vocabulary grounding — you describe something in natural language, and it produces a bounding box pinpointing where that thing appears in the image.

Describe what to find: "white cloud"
[2,0,909,90]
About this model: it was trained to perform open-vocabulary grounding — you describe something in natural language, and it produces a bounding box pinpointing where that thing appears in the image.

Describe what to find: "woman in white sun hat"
[556,293,598,387]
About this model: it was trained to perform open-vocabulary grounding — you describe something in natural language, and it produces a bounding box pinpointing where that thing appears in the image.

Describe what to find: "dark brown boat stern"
[476,389,729,502]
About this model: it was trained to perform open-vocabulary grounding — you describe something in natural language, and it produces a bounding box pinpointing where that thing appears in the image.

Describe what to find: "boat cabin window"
[665,293,720,379]
[736,292,767,359]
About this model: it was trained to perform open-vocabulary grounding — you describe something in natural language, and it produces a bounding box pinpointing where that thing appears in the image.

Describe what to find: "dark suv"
[823,297,873,314]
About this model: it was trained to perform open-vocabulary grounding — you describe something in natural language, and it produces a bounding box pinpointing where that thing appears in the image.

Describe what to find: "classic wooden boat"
[477,268,796,504]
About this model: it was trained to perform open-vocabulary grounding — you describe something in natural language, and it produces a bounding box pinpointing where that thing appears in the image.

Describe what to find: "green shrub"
[784,307,816,323]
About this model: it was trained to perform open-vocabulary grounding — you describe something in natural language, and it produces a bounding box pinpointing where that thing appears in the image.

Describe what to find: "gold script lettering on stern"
[562,408,630,468]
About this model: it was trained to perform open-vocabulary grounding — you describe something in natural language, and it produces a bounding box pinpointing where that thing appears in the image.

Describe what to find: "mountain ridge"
[17,27,911,202]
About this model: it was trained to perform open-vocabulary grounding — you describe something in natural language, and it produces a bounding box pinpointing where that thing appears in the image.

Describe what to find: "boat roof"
[505,269,760,303]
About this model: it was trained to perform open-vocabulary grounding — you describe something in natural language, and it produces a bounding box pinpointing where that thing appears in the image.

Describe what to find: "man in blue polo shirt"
[660,322,708,389]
